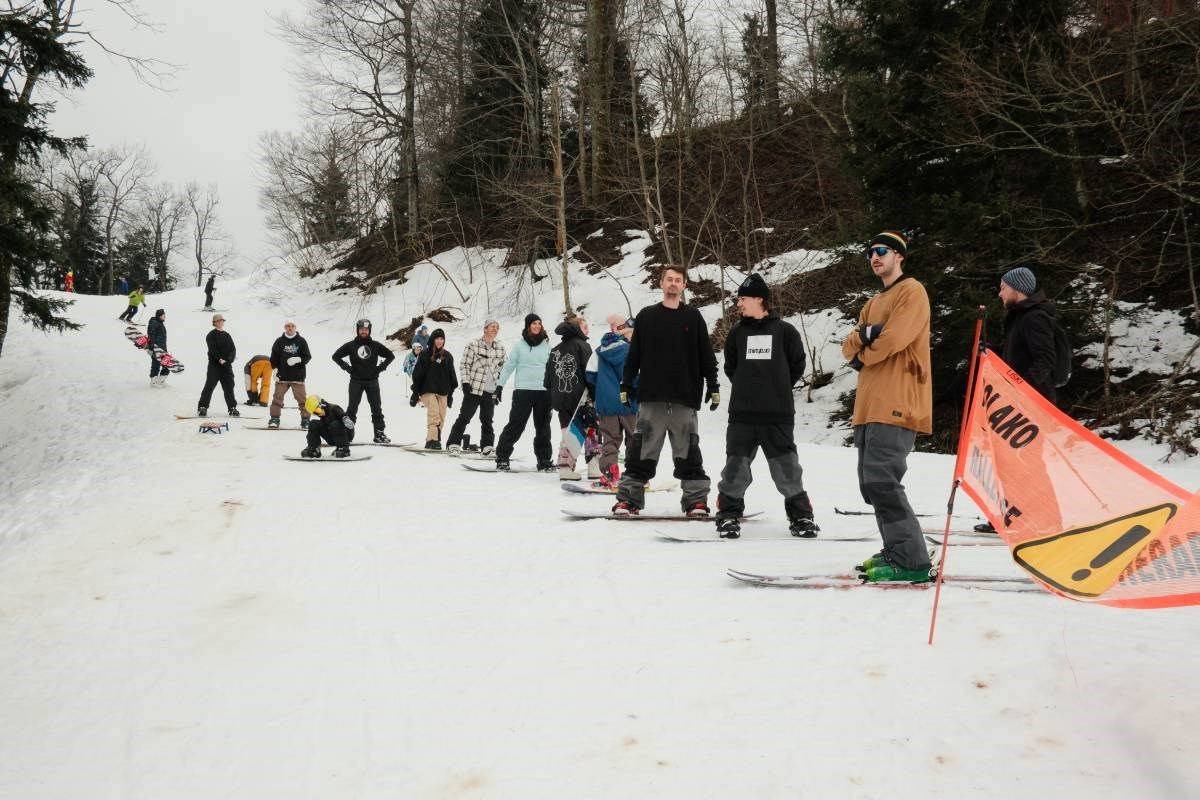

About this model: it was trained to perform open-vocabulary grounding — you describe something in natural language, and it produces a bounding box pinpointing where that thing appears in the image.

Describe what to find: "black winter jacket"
[1001,290,1057,403]
[311,402,352,447]
[544,320,593,413]
[622,302,718,410]
[147,316,167,350]
[332,336,395,381]
[411,348,459,397]
[271,333,312,381]
[723,313,806,423]
[205,329,236,366]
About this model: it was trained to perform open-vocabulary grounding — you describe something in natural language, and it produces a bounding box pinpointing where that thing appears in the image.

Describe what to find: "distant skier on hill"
[118,286,145,322]
[300,394,353,458]
[203,275,216,310]
[332,318,395,444]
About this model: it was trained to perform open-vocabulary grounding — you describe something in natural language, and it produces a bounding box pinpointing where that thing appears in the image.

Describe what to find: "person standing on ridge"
[409,328,458,449]
[147,308,170,387]
[269,321,313,429]
[197,313,240,417]
[841,231,934,583]
[446,320,506,455]
[332,318,395,443]
[493,313,553,471]
[203,274,216,310]
[714,274,817,539]
[613,265,720,517]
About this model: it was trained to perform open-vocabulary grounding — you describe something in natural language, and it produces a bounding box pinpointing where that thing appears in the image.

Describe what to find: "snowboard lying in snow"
[282,453,372,462]
[174,414,263,421]
[402,445,510,460]
[560,481,678,495]
[460,463,548,474]
[725,569,1040,593]
[562,509,763,522]
[656,531,874,542]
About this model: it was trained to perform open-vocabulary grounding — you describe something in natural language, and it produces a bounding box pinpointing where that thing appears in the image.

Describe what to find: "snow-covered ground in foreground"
[2,241,1199,799]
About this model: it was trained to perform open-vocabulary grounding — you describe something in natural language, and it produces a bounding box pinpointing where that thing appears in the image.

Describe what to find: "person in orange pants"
[243,355,273,406]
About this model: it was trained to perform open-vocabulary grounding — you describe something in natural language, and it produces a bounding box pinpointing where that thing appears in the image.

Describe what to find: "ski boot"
[495,459,511,471]
[587,458,603,479]
[789,517,820,538]
[228,407,241,417]
[612,501,639,516]
[333,446,351,458]
[374,430,391,444]
[300,446,321,459]
[559,467,581,481]
[862,561,935,584]
[856,552,886,573]
[685,502,711,518]
[424,440,441,450]
[974,521,997,533]
[480,445,494,456]
[268,417,281,429]
[716,516,741,539]
[197,406,208,417]
[536,462,556,473]
[447,443,462,453]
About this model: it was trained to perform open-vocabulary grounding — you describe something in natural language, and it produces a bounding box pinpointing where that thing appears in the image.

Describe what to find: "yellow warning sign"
[1013,504,1178,597]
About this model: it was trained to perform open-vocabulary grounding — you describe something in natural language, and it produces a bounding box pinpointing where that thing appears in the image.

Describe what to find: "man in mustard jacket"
[841,231,933,583]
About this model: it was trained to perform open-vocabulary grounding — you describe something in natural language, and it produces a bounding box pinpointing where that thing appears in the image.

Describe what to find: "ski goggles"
[866,246,893,259]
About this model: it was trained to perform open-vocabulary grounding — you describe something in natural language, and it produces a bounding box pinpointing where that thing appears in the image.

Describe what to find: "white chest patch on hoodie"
[745,335,772,360]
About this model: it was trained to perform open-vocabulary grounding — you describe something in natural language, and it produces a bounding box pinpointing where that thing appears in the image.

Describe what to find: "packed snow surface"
[1,243,1198,799]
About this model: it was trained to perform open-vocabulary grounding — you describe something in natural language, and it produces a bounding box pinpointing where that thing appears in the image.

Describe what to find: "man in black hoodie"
[714,273,817,539]
[332,318,396,443]
[545,316,593,478]
[269,321,313,429]
[614,265,720,516]
[197,313,239,417]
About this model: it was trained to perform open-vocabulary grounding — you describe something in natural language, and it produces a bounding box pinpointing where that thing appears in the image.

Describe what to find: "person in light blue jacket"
[493,313,553,471]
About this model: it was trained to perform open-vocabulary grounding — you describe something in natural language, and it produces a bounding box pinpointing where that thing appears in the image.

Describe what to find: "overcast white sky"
[50,0,303,279]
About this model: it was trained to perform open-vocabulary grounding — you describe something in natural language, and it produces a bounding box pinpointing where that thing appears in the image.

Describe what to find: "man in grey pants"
[840,230,935,582]
[613,265,721,516]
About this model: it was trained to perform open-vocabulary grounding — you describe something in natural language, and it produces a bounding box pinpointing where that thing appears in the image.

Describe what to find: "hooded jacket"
[332,335,395,381]
[723,313,806,423]
[411,340,459,398]
[1001,290,1058,403]
[586,330,637,416]
[545,320,593,412]
[147,314,167,350]
[271,332,312,382]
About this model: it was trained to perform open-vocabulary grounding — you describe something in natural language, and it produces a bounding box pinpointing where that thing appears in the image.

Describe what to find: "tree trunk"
[551,83,573,315]
[765,0,780,124]
[403,0,420,237]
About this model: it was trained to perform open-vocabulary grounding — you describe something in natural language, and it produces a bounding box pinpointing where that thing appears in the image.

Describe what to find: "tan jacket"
[840,274,932,434]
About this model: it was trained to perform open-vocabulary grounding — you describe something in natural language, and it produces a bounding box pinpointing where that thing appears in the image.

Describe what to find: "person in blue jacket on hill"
[585,314,638,486]
[492,313,553,471]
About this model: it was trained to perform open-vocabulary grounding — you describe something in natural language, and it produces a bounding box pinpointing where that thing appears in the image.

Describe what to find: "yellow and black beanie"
[869,230,908,257]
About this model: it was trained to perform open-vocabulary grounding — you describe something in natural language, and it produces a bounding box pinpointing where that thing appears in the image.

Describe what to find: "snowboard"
[283,453,372,462]
[561,481,679,495]
[460,463,549,474]
[562,509,762,522]
[725,569,1040,593]
[656,530,874,543]
[557,395,602,475]
[246,425,307,432]
[174,414,263,420]
[125,325,185,373]
[924,534,1006,548]
[401,445,508,460]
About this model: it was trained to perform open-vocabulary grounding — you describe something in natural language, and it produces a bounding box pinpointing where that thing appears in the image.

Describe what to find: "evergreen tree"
[113,226,156,290]
[59,176,105,293]
[740,13,770,118]
[440,0,548,216]
[0,9,92,357]
[303,154,355,245]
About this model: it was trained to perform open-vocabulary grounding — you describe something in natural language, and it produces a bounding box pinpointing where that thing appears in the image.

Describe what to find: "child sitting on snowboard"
[301,394,354,458]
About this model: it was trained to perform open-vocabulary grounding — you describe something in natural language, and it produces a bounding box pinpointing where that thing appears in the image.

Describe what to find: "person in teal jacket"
[493,313,553,471]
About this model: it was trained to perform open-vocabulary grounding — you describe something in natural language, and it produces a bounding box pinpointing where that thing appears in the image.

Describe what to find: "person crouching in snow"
[244,354,272,406]
[301,394,353,458]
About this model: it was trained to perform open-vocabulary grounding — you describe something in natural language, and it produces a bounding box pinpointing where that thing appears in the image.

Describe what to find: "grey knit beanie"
[1001,266,1037,296]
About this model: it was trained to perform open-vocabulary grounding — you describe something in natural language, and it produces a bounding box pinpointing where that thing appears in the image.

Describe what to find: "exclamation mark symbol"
[1071,526,1150,582]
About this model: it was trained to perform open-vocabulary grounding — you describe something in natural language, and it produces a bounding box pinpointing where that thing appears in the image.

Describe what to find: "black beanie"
[524,313,542,329]
[429,328,446,344]
[737,273,770,300]
[869,230,908,257]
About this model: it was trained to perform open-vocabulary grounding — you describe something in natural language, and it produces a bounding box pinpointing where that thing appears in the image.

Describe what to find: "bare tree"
[185,182,235,286]
[95,143,153,294]
[139,182,188,291]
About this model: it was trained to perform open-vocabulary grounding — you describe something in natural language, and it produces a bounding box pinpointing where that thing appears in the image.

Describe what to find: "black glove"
[462,382,473,395]
[339,363,351,373]
[447,393,454,409]
[859,323,884,346]
[493,386,503,404]
[849,356,864,371]
[409,392,419,407]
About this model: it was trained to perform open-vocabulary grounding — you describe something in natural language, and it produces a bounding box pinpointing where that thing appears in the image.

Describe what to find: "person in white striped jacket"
[446,320,507,454]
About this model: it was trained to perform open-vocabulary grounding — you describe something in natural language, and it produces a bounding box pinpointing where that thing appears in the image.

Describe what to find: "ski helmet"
[356,318,372,333]
[305,394,323,414]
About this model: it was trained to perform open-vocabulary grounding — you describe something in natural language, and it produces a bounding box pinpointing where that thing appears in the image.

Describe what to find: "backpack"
[1051,315,1072,388]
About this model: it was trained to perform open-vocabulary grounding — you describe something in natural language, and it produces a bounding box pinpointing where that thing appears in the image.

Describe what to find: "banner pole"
[928,306,987,645]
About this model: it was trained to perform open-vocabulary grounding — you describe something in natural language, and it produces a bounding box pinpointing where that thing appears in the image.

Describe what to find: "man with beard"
[332,318,396,443]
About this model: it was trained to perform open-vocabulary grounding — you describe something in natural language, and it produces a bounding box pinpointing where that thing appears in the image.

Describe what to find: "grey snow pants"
[615,402,709,511]
[854,422,930,570]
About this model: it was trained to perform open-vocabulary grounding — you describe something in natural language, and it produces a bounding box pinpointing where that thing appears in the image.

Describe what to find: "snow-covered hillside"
[1,242,1198,799]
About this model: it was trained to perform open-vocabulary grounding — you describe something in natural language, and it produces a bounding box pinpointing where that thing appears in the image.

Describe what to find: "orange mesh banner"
[956,351,1200,608]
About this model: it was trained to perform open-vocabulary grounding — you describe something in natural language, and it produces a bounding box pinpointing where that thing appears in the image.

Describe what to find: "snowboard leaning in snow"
[562,509,763,522]
[656,530,874,542]
[282,453,372,462]
[125,325,185,373]
[561,481,678,495]
[725,569,1040,593]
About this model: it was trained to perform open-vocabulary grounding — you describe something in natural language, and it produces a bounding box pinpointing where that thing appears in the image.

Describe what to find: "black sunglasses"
[866,246,892,259]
